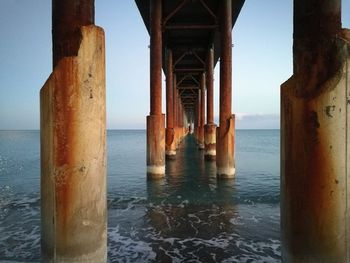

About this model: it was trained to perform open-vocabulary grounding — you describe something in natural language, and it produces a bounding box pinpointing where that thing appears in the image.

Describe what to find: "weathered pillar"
[165,49,176,159]
[179,101,184,141]
[198,73,205,149]
[173,75,179,147]
[217,0,235,178]
[195,90,201,143]
[281,0,350,261]
[147,0,165,178]
[204,47,217,160]
[178,95,183,142]
[176,88,181,146]
[41,0,107,261]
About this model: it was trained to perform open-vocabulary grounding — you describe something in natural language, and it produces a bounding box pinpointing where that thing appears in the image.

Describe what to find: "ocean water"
[0,130,280,262]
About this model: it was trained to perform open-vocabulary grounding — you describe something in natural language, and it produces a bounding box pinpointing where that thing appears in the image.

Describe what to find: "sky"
[0,0,349,130]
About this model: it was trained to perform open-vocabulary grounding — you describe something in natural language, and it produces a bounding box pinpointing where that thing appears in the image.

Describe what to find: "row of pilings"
[146,0,236,180]
[39,0,349,261]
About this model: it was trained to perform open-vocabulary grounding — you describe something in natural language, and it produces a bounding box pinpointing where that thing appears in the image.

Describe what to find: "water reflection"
[145,135,241,261]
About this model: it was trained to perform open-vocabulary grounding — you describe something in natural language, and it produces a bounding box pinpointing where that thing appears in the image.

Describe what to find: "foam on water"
[0,193,40,262]
[106,193,280,262]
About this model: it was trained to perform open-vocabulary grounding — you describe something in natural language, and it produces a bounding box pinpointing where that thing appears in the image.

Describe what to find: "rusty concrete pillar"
[179,101,182,128]
[147,0,165,178]
[281,0,350,261]
[165,49,176,159]
[206,48,214,125]
[198,73,205,149]
[205,48,217,160]
[174,88,180,147]
[179,101,184,141]
[178,95,184,142]
[195,90,201,143]
[41,0,106,261]
[177,89,182,146]
[193,98,197,139]
[217,0,235,178]
[173,75,178,147]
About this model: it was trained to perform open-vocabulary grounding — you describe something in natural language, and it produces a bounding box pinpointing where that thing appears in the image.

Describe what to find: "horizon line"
[0,128,281,131]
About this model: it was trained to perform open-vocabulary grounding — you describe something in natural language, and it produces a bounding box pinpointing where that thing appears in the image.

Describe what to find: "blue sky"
[0,0,349,129]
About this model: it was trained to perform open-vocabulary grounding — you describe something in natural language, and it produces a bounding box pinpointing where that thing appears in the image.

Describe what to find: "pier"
[39,0,349,261]
[135,0,244,179]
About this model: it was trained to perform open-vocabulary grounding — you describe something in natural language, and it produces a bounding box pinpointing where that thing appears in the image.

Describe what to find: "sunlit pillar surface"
[217,0,235,178]
[41,0,107,261]
[281,0,350,261]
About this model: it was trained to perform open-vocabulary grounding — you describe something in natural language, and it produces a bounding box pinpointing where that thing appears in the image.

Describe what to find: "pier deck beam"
[281,0,350,261]
[217,0,235,178]
[165,49,176,159]
[147,0,165,178]
[204,48,216,160]
[41,0,107,262]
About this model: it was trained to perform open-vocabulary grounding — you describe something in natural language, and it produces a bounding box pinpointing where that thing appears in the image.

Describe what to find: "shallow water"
[0,130,280,262]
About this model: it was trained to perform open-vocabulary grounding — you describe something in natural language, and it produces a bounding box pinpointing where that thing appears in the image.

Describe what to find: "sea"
[0,130,280,262]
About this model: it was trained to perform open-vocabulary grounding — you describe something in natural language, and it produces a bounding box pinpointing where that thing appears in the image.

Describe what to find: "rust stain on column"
[166,49,176,159]
[205,47,216,160]
[41,25,106,262]
[147,0,165,178]
[282,0,350,260]
[217,0,235,178]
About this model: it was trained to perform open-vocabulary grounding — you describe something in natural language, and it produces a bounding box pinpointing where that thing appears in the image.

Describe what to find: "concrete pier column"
[204,48,217,160]
[281,0,350,261]
[41,0,107,261]
[147,0,165,178]
[165,49,176,159]
[179,102,184,142]
[175,90,179,146]
[195,90,201,143]
[198,73,205,149]
[173,75,179,148]
[217,0,235,178]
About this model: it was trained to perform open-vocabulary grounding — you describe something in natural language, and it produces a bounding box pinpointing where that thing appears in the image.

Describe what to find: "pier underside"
[37,0,350,261]
[135,0,244,178]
